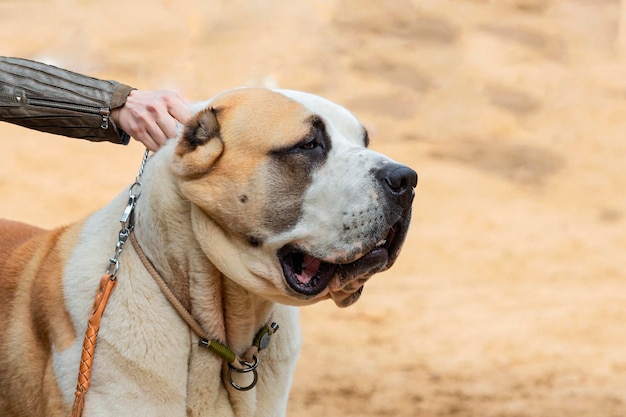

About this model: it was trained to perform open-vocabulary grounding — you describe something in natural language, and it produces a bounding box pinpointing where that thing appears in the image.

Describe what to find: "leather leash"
[70,274,116,417]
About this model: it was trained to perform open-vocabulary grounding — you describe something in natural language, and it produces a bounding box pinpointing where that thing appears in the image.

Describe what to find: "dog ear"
[173,107,224,178]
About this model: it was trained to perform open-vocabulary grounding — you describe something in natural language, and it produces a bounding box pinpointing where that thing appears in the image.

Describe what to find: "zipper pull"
[100,108,110,129]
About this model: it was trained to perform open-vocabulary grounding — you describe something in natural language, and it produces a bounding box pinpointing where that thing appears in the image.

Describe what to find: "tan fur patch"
[0,219,80,417]
[174,89,314,242]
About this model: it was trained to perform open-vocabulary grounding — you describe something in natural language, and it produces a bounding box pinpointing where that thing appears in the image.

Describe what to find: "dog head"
[173,88,416,307]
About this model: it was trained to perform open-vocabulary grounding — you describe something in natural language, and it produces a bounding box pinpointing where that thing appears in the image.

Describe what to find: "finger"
[144,120,170,148]
[142,137,160,152]
[132,128,160,152]
[167,95,192,124]
[155,112,180,140]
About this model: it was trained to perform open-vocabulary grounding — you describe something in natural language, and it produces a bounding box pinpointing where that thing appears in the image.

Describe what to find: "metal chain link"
[105,149,151,276]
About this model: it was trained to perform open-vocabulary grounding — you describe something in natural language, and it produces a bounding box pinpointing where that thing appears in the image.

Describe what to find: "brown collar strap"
[128,231,279,391]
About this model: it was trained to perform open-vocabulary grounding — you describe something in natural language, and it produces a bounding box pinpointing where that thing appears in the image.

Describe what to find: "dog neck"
[132,146,275,354]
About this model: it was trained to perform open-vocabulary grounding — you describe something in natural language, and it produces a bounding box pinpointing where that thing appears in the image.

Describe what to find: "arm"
[0,56,134,144]
[0,57,191,149]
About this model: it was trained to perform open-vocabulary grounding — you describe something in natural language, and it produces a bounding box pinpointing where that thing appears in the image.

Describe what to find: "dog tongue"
[296,255,322,284]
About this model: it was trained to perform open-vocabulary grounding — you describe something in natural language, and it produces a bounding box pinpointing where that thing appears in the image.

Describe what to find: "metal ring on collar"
[227,355,259,391]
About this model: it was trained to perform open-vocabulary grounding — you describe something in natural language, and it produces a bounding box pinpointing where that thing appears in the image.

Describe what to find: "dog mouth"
[278,221,404,297]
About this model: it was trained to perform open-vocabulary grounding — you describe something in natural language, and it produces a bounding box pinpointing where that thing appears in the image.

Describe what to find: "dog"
[0,88,417,417]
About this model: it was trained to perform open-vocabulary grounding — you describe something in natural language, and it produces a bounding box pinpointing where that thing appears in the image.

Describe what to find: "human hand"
[111,90,191,151]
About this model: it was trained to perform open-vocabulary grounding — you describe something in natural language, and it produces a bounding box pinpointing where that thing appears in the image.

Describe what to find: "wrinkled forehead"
[274,89,367,145]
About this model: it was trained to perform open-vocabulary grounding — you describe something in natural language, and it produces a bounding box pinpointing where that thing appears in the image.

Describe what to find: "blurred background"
[1,0,625,416]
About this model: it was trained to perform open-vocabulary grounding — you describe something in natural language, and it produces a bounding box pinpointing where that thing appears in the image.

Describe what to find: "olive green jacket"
[0,56,134,144]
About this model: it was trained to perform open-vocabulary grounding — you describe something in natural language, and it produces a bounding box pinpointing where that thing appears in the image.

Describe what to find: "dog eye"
[299,138,319,150]
[272,117,328,157]
[297,127,325,152]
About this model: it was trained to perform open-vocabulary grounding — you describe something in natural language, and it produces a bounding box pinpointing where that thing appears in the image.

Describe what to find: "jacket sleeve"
[0,56,134,144]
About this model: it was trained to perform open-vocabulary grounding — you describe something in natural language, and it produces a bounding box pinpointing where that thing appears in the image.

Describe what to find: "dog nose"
[377,163,418,209]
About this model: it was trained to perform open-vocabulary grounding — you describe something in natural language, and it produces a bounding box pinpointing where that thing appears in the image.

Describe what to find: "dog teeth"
[375,239,387,248]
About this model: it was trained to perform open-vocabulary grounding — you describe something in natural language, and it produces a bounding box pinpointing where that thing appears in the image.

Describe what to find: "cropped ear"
[173,107,224,179]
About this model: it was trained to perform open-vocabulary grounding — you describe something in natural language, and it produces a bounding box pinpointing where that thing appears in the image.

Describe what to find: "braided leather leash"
[70,274,117,417]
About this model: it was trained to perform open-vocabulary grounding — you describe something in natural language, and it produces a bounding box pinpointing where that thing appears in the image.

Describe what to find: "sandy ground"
[1,1,626,416]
